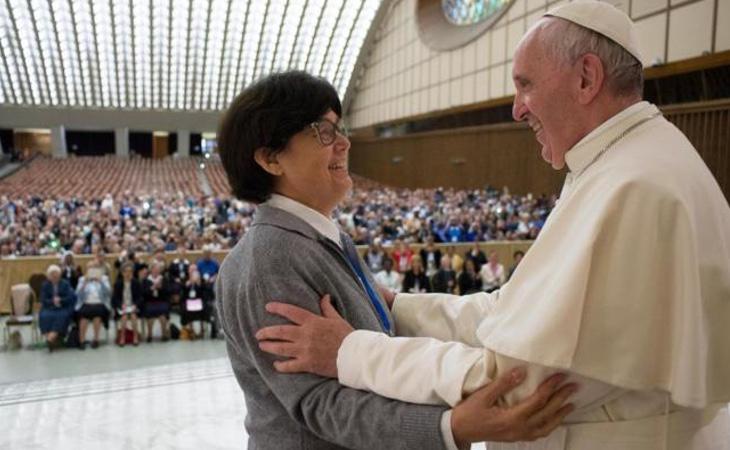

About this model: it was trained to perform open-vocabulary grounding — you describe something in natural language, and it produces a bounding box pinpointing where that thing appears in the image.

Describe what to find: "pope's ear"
[253,148,283,176]
[577,53,604,105]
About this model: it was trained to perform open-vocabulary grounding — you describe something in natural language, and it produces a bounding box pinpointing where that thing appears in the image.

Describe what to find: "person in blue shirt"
[196,245,219,284]
[39,264,76,351]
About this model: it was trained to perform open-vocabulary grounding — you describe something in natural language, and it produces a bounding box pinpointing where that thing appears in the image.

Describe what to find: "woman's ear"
[254,148,283,176]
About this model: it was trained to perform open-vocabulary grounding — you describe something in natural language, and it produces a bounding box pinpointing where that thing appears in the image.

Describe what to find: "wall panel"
[350,122,565,195]
[349,0,728,129]
[351,100,730,201]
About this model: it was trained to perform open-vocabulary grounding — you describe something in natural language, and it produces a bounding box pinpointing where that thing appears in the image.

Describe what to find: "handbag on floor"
[169,323,180,340]
[65,325,80,348]
[116,328,136,345]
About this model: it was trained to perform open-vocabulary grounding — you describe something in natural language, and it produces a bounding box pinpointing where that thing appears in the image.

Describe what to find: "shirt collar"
[565,101,658,175]
[264,194,342,248]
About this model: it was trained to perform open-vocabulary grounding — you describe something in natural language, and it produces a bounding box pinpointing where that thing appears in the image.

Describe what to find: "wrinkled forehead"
[516,17,554,56]
[513,19,564,79]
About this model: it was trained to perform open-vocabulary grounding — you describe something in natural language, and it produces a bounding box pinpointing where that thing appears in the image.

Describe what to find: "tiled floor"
[0,357,247,450]
[0,336,227,384]
[1,317,246,450]
[0,334,491,450]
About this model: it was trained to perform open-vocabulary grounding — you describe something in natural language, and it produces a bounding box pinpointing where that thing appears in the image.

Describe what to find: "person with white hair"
[256,2,730,448]
[39,264,76,351]
[478,250,506,293]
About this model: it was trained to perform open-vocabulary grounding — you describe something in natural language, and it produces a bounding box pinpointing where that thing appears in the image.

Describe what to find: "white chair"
[3,284,40,349]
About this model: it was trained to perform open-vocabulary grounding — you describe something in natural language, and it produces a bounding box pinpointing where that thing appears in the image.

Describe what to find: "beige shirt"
[479,263,505,290]
[337,103,730,449]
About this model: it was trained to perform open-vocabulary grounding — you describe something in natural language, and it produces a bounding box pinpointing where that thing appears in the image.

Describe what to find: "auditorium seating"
[0,156,207,197]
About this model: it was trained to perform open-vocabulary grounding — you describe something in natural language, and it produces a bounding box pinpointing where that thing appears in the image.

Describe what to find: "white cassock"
[337,102,730,450]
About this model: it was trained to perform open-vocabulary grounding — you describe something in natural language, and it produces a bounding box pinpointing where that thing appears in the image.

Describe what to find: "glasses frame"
[309,118,349,146]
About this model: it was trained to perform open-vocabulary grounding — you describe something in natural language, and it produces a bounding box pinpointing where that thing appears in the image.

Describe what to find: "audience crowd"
[33,236,522,351]
[36,247,220,351]
[2,171,551,350]
[0,182,555,258]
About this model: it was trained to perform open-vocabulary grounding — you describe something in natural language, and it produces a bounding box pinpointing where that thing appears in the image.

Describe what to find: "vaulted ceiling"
[0,0,382,111]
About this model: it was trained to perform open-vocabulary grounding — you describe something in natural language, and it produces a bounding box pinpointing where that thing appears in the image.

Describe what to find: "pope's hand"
[256,295,354,378]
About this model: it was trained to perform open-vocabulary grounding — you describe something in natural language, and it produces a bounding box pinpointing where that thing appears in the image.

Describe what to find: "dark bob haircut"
[217,71,342,203]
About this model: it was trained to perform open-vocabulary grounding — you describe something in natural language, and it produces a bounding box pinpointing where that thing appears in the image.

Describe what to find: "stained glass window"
[442,0,512,26]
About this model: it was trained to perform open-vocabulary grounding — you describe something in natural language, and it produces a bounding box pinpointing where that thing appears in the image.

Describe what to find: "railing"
[0,241,533,314]
[662,99,730,200]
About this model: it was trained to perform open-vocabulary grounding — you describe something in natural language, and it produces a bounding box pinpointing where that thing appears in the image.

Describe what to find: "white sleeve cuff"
[440,410,462,450]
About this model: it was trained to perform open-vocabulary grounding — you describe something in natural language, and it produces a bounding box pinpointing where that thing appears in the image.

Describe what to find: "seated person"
[90,245,113,278]
[74,261,112,349]
[374,257,402,294]
[196,245,219,285]
[141,261,171,342]
[464,243,487,273]
[457,257,481,295]
[39,264,76,351]
[60,252,82,289]
[391,239,413,273]
[364,239,385,273]
[419,236,442,278]
[431,255,456,294]
[112,262,143,346]
[508,250,525,280]
[181,266,212,339]
[166,245,191,306]
[402,255,431,293]
[479,250,506,293]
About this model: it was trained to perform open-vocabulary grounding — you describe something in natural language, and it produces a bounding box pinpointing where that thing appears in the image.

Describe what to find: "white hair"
[540,17,643,98]
[46,264,62,277]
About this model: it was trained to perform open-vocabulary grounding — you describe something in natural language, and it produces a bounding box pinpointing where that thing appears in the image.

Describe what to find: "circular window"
[417,0,515,51]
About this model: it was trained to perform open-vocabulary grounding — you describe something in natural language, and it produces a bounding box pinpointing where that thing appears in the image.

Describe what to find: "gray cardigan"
[216,205,448,450]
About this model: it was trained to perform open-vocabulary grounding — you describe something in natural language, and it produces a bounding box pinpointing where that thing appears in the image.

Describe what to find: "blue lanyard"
[340,234,392,334]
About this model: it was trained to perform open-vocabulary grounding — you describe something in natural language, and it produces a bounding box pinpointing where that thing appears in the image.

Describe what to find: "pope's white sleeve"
[337,330,622,412]
[337,330,494,407]
[392,291,499,345]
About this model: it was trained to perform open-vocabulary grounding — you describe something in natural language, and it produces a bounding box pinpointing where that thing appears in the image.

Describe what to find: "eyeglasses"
[309,118,349,146]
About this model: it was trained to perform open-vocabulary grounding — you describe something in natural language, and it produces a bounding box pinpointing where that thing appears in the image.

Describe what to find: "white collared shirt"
[265,194,342,249]
[564,101,651,175]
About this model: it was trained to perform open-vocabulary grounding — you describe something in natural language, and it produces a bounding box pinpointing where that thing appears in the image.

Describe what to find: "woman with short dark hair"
[216,71,453,449]
[218,71,345,204]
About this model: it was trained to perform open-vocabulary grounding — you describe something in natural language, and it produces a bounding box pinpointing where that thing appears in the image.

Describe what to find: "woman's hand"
[256,295,353,378]
[451,368,576,446]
